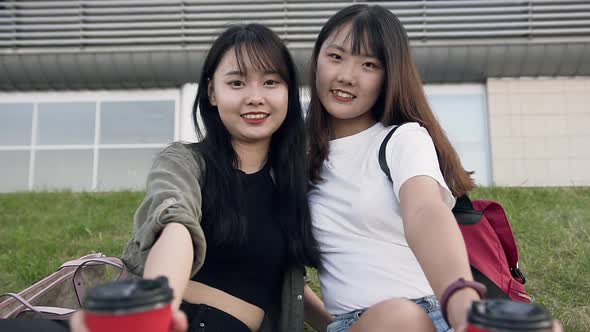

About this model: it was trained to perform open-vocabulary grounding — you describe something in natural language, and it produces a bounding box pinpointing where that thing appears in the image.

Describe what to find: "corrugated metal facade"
[1,0,590,89]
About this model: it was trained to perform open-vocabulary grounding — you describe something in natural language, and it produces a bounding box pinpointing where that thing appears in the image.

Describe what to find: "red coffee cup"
[83,276,174,332]
[466,299,553,332]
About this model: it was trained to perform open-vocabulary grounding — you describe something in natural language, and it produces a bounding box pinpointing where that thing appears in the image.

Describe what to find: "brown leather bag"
[0,253,128,320]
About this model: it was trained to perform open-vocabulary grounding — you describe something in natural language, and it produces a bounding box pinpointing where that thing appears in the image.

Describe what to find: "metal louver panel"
[1,1,590,89]
[2,0,590,50]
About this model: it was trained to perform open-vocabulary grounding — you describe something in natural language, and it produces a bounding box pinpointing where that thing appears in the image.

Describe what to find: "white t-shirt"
[308,122,455,315]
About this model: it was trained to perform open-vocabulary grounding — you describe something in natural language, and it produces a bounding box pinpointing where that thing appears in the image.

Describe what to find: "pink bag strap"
[0,293,75,319]
[60,256,125,270]
[71,258,129,306]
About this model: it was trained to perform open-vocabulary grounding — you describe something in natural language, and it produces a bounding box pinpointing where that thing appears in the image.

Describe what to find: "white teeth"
[332,90,355,99]
[242,113,268,119]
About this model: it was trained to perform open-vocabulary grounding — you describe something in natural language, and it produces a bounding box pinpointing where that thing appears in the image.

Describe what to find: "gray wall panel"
[560,44,585,76]
[578,43,590,73]
[522,44,546,76]
[503,45,526,77]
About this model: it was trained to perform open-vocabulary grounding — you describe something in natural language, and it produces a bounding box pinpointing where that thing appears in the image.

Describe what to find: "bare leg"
[348,298,436,332]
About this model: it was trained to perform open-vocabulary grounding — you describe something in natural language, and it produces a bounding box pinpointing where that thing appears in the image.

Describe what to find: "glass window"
[100,101,174,144]
[427,90,491,186]
[97,148,161,191]
[0,103,33,145]
[0,151,30,192]
[37,102,96,145]
[34,150,94,191]
[0,92,177,193]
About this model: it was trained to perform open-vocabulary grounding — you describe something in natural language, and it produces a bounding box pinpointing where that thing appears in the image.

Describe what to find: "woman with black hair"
[0,23,321,332]
[116,23,320,332]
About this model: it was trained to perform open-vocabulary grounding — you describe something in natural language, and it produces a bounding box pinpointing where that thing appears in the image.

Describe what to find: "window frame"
[0,89,180,191]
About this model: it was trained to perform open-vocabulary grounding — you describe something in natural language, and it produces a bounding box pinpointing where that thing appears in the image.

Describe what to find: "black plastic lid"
[83,276,173,313]
[468,300,553,331]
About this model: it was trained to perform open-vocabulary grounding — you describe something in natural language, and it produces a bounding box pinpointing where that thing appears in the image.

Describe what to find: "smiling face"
[316,22,385,137]
[209,48,289,145]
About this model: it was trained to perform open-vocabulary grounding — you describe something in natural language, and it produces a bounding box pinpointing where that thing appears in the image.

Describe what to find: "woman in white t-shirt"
[301,5,558,332]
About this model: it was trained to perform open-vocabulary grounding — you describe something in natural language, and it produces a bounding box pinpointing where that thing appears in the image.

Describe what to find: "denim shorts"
[326,295,452,332]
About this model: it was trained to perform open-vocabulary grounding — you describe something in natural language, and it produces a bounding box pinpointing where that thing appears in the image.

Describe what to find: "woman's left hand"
[70,311,88,332]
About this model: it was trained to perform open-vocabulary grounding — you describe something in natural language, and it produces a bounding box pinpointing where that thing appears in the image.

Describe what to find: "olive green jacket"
[121,142,305,332]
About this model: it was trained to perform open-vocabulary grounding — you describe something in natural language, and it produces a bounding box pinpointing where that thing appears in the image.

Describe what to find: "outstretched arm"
[400,175,478,329]
[143,222,193,309]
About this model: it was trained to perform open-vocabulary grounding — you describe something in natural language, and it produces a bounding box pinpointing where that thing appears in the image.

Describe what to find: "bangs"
[233,37,289,80]
[341,15,384,62]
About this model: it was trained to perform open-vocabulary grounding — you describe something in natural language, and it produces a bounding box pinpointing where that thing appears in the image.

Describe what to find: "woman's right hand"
[70,309,189,332]
[303,285,334,332]
[170,310,189,332]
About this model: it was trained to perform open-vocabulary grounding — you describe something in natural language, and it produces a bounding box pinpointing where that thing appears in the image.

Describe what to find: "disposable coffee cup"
[466,299,553,332]
[83,276,173,332]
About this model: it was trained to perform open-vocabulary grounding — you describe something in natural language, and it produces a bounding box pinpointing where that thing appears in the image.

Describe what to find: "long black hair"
[191,24,320,268]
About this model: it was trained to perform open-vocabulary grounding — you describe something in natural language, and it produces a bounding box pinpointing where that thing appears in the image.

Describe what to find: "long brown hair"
[306,4,474,197]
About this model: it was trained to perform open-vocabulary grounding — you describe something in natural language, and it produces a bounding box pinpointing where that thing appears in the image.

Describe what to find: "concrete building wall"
[487,77,590,186]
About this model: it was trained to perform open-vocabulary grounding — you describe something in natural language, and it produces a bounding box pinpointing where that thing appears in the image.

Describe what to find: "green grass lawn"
[1,188,589,331]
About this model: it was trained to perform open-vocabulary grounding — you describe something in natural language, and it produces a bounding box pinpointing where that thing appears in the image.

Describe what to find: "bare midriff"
[183,280,265,332]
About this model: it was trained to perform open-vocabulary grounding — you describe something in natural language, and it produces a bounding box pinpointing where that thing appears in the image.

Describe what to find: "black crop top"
[191,164,287,312]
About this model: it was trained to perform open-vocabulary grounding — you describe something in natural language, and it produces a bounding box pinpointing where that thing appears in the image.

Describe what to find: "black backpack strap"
[452,194,483,225]
[378,125,403,182]
[471,265,510,300]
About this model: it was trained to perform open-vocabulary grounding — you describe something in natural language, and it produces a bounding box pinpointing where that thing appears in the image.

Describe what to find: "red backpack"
[379,125,531,303]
